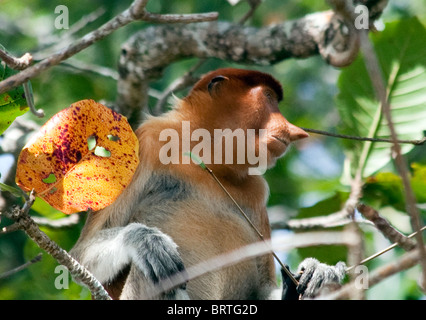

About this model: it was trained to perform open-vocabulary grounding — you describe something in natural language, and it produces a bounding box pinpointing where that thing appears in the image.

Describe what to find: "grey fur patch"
[123,224,186,285]
[139,173,190,204]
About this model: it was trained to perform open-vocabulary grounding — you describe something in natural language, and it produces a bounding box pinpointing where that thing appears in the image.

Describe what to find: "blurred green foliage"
[0,0,425,300]
[337,17,426,177]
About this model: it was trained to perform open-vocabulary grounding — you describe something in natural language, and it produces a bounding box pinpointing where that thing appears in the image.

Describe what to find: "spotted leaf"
[15,99,139,214]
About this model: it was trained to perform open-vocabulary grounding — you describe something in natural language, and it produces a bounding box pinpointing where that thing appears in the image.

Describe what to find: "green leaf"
[0,173,26,197]
[363,172,405,210]
[0,181,26,197]
[295,193,349,265]
[87,135,97,150]
[363,163,426,210]
[107,134,120,141]
[183,151,207,170]
[410,163,426,204]
[0,61,29,135]
[336,18,426,177]
[94,146,111,157]
[42,173,57,184]
[31,197,65,219]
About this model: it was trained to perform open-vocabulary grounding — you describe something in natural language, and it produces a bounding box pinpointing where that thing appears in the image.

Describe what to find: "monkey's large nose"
[288,123,309,142]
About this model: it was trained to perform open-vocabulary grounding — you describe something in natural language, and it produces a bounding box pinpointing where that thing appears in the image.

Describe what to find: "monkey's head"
[181,68,308,173]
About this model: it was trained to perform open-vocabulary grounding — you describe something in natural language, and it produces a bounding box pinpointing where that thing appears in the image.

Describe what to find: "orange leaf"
[15,99,139,214]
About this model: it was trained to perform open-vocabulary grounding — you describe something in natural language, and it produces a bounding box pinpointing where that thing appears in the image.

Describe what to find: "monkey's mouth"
[272,135,289,147]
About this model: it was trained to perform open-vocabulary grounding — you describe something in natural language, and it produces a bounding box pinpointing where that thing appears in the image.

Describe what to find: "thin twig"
[23,81,44,118]
[130,0,150,18]
[238,0,262,24]
[337,146,365,297]
[7,190,111,300]
[147,230,356,299]
[1,221,21,234]
[301,127,426,145]
[286,209,355,231]
[60,59,119,80]
[141,11,219,24]
[0,49,32,70]
[346,226,426,272]
[32,213,81,229]
[357,203,416,251]
[326,244,426,300]
[34,7,107,58]
[203,165,299,287]
[281,216,373,230]
[67,7,107,38]
[153,59,205,114]
[0,253,42,280]
[0,6,138,95]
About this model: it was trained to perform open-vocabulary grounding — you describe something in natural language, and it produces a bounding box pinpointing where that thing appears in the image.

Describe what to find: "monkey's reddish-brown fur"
[76,68,308,299]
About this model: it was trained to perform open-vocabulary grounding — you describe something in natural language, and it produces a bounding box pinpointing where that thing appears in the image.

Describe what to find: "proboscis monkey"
[70,68,346,300]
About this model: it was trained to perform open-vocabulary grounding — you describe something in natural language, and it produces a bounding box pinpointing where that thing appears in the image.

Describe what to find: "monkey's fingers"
[129,227,188,294]
[296,258,346,298]
[146,240,187,284]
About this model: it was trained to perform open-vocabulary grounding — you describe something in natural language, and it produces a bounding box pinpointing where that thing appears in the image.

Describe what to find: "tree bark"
[117,0,388,125]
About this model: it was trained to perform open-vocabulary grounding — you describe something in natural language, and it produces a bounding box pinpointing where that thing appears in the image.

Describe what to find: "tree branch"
[0,253,42,280]
[116,13,344,122]
[117,0,388,124]
[325,244,426,299]
[346,225,426,273]
[301,127,426,145]
[34,7,107,59]
[5,191,111,300]
[152,1,262,115]
[238,0,262,25]
[0,50,32,70]
[0,0,218,96]
[32,213,81,229]
[141,11,219,24]
[153,60,204,115]
[357,203,416,251]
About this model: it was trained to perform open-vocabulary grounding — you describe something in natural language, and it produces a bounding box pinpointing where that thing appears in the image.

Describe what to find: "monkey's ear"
[207,75,228,95]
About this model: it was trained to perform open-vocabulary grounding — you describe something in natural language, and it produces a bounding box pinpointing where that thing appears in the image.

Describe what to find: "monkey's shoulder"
[130,172,255,225]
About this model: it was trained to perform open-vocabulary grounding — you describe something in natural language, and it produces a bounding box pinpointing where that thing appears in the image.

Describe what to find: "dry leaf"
[16,99,139,214]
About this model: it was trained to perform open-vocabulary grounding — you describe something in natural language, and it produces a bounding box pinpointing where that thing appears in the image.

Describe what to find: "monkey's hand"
[281,258,346,299]
[296,258,346,299]
[70,223,187,295]
[126,224,187,285]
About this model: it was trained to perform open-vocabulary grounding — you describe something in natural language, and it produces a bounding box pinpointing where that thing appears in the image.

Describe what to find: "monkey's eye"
[208,75,228,95]
[264,89,276,102]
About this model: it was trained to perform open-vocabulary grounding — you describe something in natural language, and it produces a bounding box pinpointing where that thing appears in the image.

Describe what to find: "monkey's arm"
[70,223,186,290]
[281,258,346,299]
